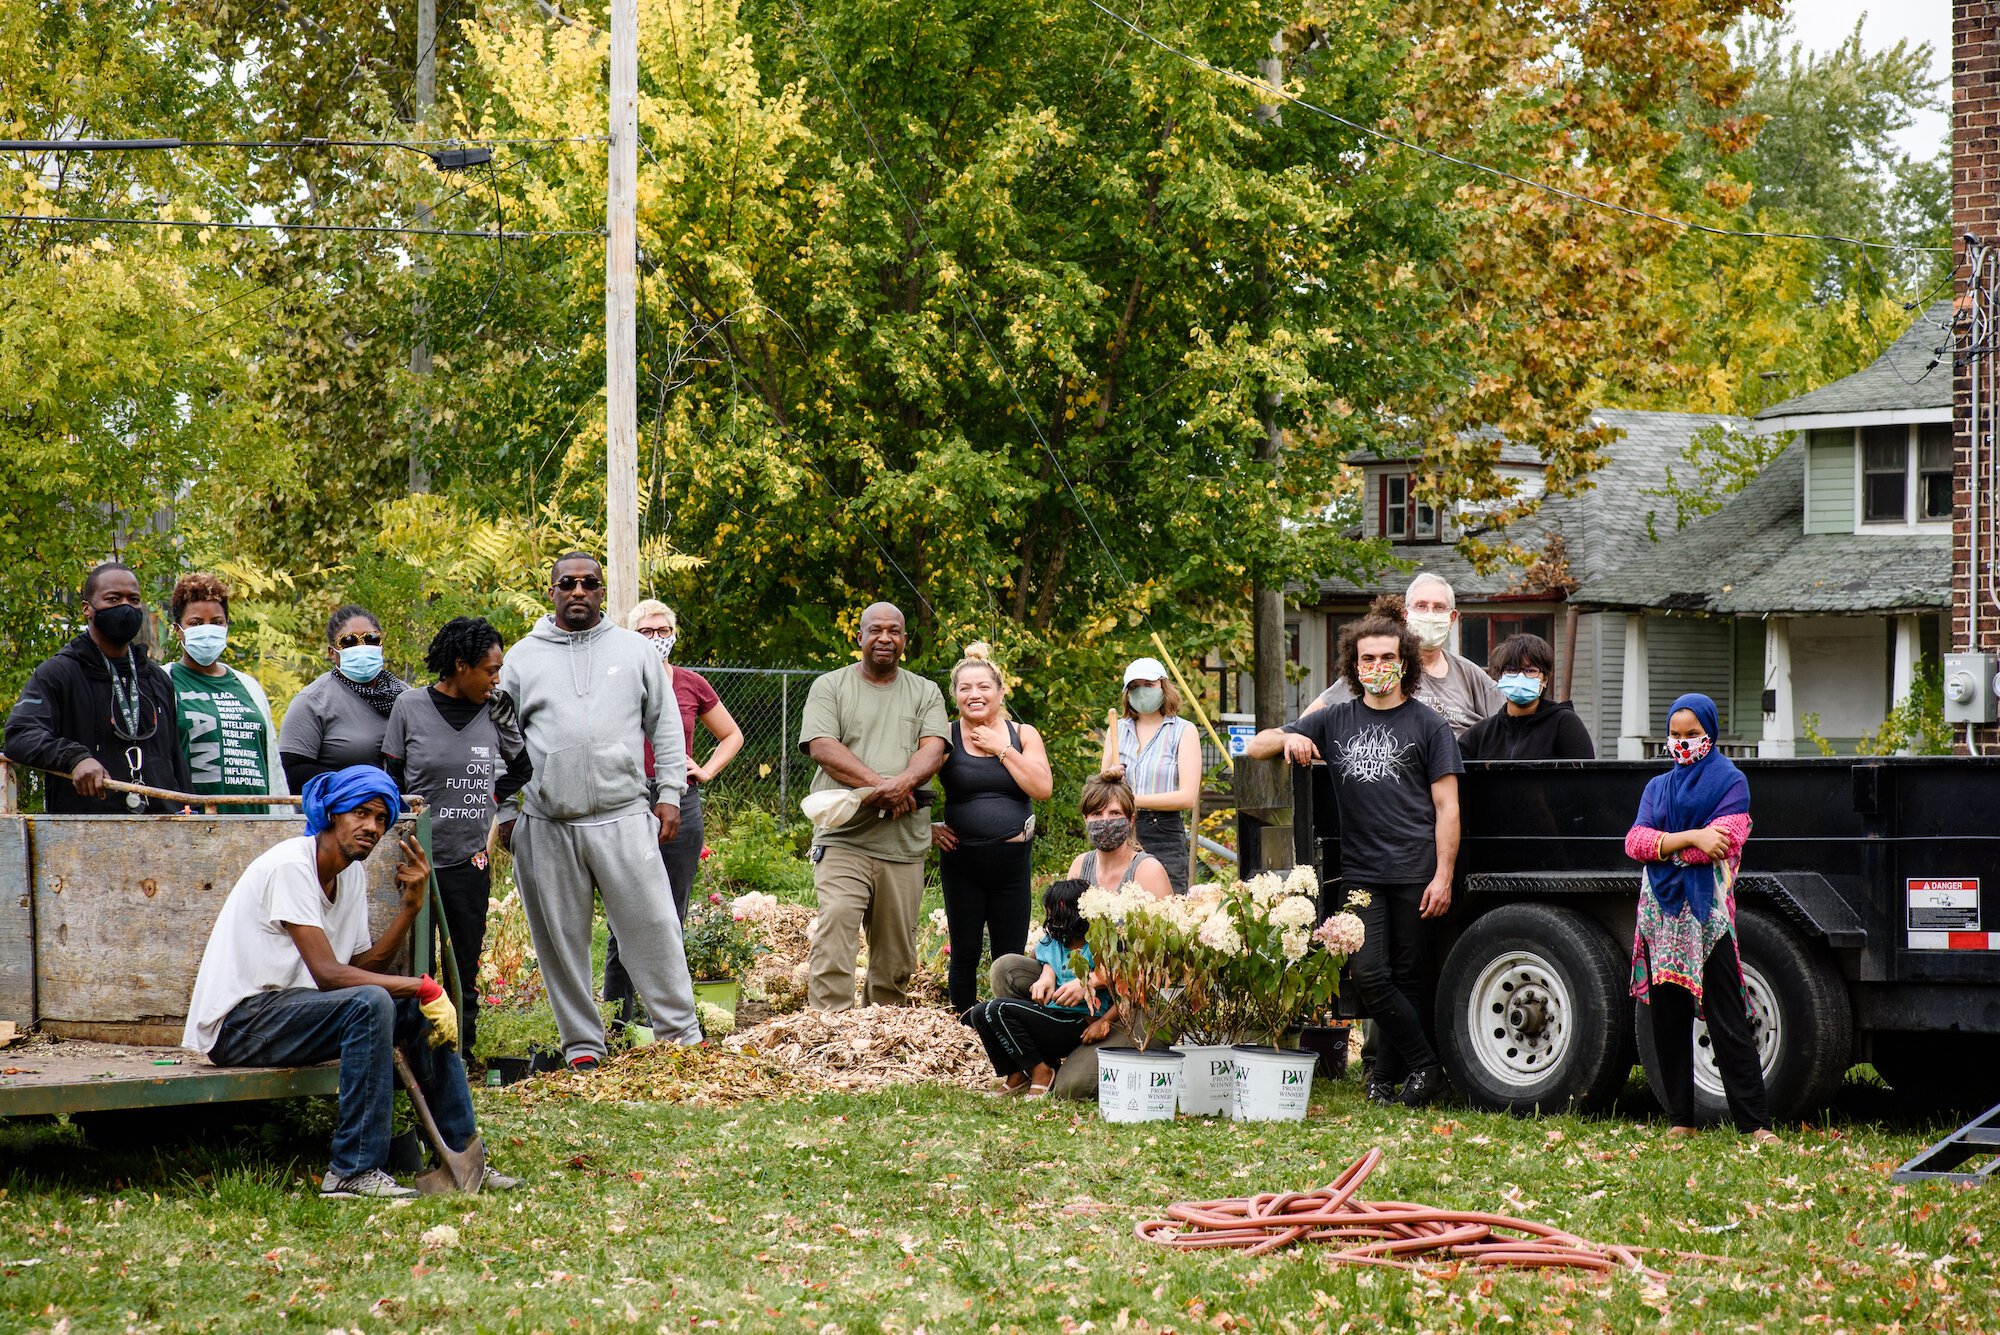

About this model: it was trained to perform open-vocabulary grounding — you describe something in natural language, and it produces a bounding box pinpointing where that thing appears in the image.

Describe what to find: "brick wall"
[1954,1,2000,749]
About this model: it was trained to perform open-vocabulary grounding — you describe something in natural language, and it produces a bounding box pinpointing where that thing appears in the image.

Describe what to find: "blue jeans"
[209,986,477,1180]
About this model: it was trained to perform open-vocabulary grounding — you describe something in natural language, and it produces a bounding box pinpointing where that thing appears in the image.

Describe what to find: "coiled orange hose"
[1135,1149,1662,1278]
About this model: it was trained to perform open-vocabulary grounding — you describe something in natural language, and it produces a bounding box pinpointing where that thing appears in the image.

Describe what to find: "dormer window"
[1860,423,1954,527]
[1378,472,1441,543]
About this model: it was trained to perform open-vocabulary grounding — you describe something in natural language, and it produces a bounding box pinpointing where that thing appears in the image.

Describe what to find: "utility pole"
[605,0,640,619]
[1238,29,1294,874]
[408,0,436,493]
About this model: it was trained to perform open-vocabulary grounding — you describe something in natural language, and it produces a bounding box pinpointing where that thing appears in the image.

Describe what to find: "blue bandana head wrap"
[302,765,404,836]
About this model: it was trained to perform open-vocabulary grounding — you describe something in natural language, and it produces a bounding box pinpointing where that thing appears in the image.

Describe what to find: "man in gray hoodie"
[496,553,701,1068]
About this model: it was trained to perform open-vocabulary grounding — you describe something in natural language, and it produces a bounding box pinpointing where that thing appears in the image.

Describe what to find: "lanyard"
[101,651,142,738]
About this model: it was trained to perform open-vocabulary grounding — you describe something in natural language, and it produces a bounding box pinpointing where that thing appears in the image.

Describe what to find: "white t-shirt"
[181,837,373,1054]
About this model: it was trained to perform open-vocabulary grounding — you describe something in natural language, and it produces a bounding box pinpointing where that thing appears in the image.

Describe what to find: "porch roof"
[1570,441,1950,615]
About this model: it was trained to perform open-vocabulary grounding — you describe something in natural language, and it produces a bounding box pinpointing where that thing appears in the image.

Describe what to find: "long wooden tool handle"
[392,1048,455,1160]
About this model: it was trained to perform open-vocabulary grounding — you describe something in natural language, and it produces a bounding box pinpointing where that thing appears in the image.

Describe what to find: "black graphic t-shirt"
[1285,696,1463,884]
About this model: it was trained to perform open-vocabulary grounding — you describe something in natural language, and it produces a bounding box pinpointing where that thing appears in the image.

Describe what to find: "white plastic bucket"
[1097,1047,1184,1123]
[1231,1044,1318,1122]
[1176,1044,1237,1116]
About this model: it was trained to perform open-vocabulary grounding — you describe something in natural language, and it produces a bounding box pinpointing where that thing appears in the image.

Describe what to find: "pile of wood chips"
[726,1005,991,1092]
[746,904,818,1015]
[503,1040,820,1108]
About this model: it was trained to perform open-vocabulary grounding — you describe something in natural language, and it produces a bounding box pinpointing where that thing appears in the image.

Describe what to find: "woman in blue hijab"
[1624,694,1775,1142]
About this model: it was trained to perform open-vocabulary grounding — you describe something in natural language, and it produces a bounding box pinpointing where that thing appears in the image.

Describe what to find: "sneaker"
[480,1165,522,1192]
[1400,1065,1449,1109]
[568,1054,601,1074]
[320,1167,417,1200]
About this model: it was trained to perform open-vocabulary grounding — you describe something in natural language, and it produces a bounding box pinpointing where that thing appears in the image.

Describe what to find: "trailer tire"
[1436,903,1635,1114]
[1634,907,1850,1126]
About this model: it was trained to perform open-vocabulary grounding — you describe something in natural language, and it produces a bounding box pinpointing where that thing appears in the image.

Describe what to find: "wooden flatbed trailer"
[0,767,428,1124]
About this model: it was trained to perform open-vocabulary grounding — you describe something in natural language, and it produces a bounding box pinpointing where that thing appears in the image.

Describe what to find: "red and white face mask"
[1667,735,1712,767]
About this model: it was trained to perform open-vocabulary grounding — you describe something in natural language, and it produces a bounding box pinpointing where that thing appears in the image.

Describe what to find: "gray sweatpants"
[514,809,702,1058]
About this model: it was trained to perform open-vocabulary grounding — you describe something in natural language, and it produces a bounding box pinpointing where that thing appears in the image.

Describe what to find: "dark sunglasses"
[554,576,604,592]
[334,632,384,649]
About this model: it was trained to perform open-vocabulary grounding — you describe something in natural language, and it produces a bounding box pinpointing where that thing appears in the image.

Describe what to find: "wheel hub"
[1466,951,1575,1090]
[1692,963,1781,1099]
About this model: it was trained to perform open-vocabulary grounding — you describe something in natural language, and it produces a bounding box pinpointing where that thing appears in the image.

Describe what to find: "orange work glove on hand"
[415,974,459,1052]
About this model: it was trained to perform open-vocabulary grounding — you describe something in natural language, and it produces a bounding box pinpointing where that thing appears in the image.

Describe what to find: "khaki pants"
[807,845,924,1011]
[989,954,1132,1100]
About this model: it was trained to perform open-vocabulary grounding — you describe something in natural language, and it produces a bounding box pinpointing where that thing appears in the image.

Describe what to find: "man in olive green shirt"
[799,603,950,1011]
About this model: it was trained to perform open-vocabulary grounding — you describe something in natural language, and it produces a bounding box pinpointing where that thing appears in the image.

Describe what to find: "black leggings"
[939,841,1034,1016]
[1349,881,1438,1083]
[433,860,491,1056]
[965,998,1089,1077]
[1645,940,1772,1132]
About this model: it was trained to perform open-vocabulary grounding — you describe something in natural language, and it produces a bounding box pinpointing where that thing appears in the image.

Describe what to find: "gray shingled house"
[1293,408,1747,753]
[1573,303,1954,756]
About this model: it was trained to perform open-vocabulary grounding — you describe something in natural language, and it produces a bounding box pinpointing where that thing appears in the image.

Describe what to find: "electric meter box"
[1944,652,1998,724]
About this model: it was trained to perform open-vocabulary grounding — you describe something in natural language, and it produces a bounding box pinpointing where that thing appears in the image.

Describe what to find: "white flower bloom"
[1270,895,1318,929]
[928,907,951,933]
[1243,871,1288,902]
[1285,865,1319,894]
[1344,888,1373,909]
[731,891,780,922]
[1197,912,1244,957]
[1078,888,1119,921]
[1282,927,1311,961]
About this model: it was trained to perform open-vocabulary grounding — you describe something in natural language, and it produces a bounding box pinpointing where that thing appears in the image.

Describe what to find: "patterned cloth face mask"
[1357,662,1403,696]
[1667,735,1712,767]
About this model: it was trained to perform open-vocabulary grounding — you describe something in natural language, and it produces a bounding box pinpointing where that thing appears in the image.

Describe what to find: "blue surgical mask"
[1496,672,1544,707]
[181,624,228,667]
[337,645,385,683]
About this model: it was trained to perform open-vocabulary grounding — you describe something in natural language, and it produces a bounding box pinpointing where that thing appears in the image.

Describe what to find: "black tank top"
[937,721,1032,846]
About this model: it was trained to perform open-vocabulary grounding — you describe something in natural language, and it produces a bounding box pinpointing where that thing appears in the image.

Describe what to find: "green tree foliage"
[0,2,293,701]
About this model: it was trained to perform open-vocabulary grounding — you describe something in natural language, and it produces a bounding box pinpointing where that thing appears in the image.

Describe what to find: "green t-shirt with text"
[798,664,949,862]
[170,664,275,812]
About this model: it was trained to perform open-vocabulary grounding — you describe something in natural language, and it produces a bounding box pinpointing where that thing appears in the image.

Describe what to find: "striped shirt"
[1116,715,1191,798]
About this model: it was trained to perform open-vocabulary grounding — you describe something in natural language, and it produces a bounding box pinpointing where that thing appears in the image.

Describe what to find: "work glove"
[415,974,460,1052]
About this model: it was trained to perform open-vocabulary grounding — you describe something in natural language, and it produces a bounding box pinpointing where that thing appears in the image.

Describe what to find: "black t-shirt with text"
[1284,697,1463,884]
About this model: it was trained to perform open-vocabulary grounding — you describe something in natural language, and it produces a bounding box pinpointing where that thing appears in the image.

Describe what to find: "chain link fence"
[689,666,826,818]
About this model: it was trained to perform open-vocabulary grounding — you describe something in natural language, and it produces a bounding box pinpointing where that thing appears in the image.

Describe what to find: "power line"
[1085,0,1953,258]
[0,135,604,152]
[1,212,603,240]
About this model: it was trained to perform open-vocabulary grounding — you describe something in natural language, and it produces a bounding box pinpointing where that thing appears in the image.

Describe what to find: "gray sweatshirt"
[498,615,686,822]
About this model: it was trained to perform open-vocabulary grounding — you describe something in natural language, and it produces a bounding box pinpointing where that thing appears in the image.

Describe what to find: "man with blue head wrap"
[184,765,521,1198]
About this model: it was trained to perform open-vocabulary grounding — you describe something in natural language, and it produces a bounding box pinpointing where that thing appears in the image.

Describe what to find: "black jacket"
[1457,698,1596,762]
[4,634,192,813]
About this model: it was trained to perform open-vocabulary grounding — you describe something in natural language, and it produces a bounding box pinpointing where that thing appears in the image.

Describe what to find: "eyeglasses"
[636,626,675,638]
[554,576,604,592]
[334,632,384,649]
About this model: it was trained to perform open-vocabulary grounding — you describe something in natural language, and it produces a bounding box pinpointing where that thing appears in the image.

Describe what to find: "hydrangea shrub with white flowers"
[1077,865,1365,1050]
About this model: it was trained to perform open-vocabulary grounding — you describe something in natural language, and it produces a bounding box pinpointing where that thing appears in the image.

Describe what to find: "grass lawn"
[4,1068,1998,1334]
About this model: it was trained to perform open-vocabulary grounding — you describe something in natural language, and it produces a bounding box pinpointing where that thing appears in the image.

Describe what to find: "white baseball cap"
[1123,657,1169,686]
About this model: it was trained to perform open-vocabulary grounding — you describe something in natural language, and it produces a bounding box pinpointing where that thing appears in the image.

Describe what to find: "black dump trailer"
[1294,756,2000,1122]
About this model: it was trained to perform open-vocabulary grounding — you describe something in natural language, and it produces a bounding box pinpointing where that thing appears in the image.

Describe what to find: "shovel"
[392,1049,486,1194]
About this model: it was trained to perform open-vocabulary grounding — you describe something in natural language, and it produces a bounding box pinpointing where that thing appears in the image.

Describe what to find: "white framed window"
[1414,501,1439,539]
[1856,422,1954,531]
[1381,473,1408,539]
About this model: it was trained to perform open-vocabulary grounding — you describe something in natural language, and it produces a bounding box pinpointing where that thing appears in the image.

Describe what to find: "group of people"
[1245,573,1773,1140]
[3,556,1775,1196]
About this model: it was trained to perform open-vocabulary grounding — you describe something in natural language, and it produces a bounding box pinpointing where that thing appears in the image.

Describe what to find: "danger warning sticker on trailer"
[1908,879,1981,933]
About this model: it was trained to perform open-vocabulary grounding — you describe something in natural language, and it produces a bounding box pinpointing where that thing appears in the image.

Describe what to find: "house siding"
[1805,428,1855,535]
[1647,616,1735,736]
[1732,618,1765,746]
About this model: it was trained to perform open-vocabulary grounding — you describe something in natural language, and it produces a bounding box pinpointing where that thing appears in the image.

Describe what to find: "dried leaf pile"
[746,905,817,1016]
[727,1006,990,1092]
[502,1040,820,1108]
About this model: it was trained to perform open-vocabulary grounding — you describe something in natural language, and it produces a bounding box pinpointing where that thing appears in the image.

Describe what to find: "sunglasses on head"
[335,632,384,649]
[554,575,604,592]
